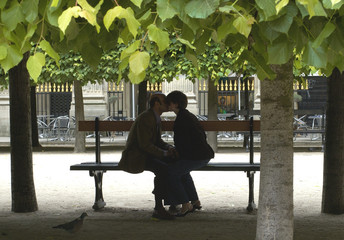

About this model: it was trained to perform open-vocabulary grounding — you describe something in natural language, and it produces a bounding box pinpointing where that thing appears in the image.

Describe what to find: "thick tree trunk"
[73,80,86,153]
[207,79,218,152]
[322,68,344,214]
[31,85,41,149]
[256,60,294,240]
[9,52,38,212]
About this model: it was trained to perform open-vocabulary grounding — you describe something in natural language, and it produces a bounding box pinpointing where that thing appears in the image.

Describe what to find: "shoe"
[192,200,202,211]
[175,203,193,217]
[151,208,175,220]
[168,205,180,214]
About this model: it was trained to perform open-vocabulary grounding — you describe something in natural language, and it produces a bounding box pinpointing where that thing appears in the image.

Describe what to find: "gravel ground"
[0,150,343,240]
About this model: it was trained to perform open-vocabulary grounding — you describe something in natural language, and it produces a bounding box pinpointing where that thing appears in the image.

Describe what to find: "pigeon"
[53,212,88,233]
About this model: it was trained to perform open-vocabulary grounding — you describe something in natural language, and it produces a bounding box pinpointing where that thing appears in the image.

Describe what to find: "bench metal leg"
[246,171,257,213]
[89,170,106,210]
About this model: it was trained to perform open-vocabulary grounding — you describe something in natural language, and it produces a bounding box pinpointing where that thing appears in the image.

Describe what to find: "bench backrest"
[79,119,260,132]
[78,117,260,165]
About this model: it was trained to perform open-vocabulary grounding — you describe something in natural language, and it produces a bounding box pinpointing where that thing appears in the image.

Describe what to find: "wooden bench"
[70,117,261,212]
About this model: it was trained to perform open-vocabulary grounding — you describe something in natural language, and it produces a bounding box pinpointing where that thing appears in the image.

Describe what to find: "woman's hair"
[166,90,188,109]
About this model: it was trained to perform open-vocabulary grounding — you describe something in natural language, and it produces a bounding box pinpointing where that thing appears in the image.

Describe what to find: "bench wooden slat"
[70,162,260,171]
[79,120,261,132]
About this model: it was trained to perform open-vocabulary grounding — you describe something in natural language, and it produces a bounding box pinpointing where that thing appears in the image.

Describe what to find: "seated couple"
[118,91,214,220]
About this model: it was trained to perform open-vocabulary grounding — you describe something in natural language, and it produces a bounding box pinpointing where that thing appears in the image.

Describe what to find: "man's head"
[149,93,168,114]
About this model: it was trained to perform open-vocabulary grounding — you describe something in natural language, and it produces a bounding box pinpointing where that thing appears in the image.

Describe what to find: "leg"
[145,158,169,206]
[246,171,257,213]
[168,159,209,206]
[145,158,175,220]
[89,170,106,210]
[181,173,198,202]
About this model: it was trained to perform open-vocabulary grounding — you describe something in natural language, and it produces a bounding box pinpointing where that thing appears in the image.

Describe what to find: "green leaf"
[178,9,200,34]
[194,29,211,54]
[119,56,129,72]
[27,52,45,82]
[47,5,62,27]
[129,51,150,74]
[259,22,281,43]
[328,30,344,55]
[157,0,177,21]
[80,42,102,70]
[256,0,276,20]
[131,0,143,8]
[276,0,289,14]
[77,0,103,33]
[1,2,24,31]
[323,0,344,9]
[219,5,239,14]
[185,0,220,19]
[289,22,307,52]
[147,24,170,51]
[267,38,294,64]
[303,41,327,68]
[233,15,254,38]
[296,1,309,18]
[312,22,336,48]
[128,70,146,84]
[185,48,198,68]
[21,23,37,52]
[327,47,344,69]
[0,0,7,9]
[0,45,8,60]
[39,40,60,67]
[217,18,237,41]
[240,50,276,80]
[139,9,151,22]
[51,0,59,8]
[268,4,298,34]
[177,38,196,49]
[120,40,141,60]
[298,0,327,18]
[58,6,81,34]
[0,45,22,72]
[104,6,140,38]
[313,1,327,17]
[22,0,38,23]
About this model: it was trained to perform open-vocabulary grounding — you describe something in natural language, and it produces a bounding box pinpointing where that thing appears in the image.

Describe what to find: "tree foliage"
[1,0,343,85]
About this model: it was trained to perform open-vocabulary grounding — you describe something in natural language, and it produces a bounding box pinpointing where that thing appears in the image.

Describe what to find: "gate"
[108,82,126,120]
[36,83,72,119]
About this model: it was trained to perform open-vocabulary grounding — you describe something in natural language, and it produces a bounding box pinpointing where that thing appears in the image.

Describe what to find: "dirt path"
[0,151,343,240]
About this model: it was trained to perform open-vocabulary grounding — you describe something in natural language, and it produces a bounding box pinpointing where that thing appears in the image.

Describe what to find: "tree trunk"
[322,68,344,214]
[207,79,218,152]
[31,85,41,149]
[256,60,294,240]
[9,52,38,212]
[138,80,147,115]
[73,80,86,153]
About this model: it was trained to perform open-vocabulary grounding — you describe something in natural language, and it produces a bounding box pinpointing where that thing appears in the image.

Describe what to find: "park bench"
[70,117,261,212]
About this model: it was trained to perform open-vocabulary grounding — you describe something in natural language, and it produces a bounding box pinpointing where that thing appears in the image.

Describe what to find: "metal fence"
[107,82,126,120]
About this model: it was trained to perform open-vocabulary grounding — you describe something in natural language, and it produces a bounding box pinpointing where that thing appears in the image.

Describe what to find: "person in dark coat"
[166,91,214,216]
[119,93,176,220]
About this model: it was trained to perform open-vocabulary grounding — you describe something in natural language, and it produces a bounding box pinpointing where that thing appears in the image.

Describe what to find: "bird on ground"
[52,212,88,233]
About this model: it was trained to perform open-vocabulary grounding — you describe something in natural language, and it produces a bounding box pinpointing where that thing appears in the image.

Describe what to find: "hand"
[167,146,179,159]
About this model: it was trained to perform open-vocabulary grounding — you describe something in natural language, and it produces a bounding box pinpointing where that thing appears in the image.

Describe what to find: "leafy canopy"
[0,0,344,84]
